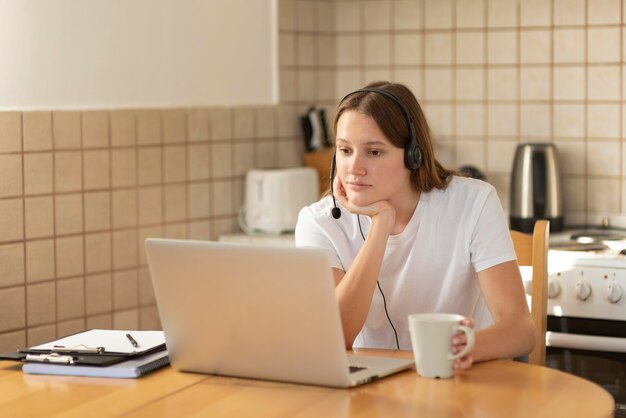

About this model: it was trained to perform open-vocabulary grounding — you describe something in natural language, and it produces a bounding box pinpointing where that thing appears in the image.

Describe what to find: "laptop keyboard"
[349,366,368,374]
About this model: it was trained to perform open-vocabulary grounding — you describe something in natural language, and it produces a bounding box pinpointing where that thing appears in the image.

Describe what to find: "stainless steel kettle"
[510,143,564,233]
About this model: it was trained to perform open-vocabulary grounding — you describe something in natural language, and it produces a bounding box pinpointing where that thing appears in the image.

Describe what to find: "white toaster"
[240,167,319,235]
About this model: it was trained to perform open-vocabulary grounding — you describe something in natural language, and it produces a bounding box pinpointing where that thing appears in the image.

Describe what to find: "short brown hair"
[333,81,454,192]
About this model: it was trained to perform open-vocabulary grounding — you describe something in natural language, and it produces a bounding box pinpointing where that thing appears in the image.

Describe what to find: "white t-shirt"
[295,176,516,350]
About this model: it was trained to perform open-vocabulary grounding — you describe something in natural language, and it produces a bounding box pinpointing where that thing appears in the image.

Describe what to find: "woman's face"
[335,110,413,207]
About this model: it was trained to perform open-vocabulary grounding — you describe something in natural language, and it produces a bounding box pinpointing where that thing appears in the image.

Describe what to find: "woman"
[295,81,534,370]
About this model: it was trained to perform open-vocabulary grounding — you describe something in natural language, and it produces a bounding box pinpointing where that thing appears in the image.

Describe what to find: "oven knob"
[575,281,592,301]
[548,280,561,299]
[607,284,623,304]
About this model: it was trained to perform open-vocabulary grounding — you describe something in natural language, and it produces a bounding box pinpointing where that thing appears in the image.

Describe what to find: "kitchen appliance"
[300,107,331,152]
[510,143,564,233]
[527,227,626,416]
[240,167,319,235]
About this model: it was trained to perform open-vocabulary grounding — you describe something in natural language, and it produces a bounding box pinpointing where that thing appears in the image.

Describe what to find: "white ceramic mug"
[407,313,475,379]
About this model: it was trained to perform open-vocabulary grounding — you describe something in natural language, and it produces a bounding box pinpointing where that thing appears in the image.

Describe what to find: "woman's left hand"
[452,317,475,371]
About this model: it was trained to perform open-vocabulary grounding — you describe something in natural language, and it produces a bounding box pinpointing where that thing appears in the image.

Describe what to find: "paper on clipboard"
[30,329,166,355]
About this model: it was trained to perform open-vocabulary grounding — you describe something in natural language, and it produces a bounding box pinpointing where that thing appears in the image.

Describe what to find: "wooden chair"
[510,220,550,366]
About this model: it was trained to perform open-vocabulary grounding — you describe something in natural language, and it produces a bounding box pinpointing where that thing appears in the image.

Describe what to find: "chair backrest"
[510,220,550,366]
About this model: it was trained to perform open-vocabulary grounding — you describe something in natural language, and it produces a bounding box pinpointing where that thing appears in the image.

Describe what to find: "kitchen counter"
[218,232,295,247]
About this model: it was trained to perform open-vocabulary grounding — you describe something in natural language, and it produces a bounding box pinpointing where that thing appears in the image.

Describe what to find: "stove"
[536,227,626,414]
[547,228,626,324]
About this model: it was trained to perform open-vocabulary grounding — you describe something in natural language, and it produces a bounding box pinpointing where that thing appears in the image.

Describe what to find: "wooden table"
[0,349,614,418]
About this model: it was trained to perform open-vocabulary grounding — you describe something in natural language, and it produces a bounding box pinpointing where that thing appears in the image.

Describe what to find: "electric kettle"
[510,143,564,233]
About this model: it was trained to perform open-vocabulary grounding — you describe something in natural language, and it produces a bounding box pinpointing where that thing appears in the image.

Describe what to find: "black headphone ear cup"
[404,143,422,171]
[404,140,422,170]
[403,119,421,171]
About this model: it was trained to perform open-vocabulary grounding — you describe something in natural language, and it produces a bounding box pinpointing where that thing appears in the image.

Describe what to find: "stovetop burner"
[550,227,626,254]
[550,242,610,252]
[571,230,626,243]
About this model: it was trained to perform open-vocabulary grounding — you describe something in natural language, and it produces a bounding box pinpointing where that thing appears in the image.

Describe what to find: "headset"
[330,87,422,219]
[329,87,423,349]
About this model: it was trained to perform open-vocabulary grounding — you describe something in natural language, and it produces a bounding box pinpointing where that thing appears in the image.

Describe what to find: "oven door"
[546,316,626,416]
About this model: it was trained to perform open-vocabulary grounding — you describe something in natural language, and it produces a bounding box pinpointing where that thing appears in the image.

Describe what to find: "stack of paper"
[14,329,169,379]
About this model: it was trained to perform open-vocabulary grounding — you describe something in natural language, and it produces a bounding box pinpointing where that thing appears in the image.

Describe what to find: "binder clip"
[25,353,75,364]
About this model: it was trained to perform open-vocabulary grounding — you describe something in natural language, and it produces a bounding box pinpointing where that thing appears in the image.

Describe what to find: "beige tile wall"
[282,0,626,227]
[279,0,337,111]
[0,106,302,351]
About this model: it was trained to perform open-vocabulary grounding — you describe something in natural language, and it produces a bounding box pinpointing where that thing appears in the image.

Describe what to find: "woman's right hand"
[333,175,396,231]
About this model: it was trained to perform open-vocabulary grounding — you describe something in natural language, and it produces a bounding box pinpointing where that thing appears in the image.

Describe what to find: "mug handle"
[447,325,475,361]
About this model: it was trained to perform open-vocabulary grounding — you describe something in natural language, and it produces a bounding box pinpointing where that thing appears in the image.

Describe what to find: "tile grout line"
[451,0,458,171]
[20,112,28,346]
[183,111,190,243]
[550,0,555,149]
[516,0,521,152]
[230,110,237,231]
[107,111,115,330]
[51,112,59,339]
[617,1,624,214]
[208,110,215,239]
[420,0,425,114]
[483,0,489,181]
[133,111,140,329]
[584,0,589,223]
[550,0,558,221]
[79,112,88,332]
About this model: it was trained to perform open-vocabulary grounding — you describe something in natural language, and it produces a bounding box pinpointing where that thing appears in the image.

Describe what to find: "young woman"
[295,81,534,370]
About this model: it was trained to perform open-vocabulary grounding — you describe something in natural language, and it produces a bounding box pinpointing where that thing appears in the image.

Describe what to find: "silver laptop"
[144,238,414,388]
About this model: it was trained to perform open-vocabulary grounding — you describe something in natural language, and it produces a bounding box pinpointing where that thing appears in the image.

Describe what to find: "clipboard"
[0,329,166,367]
[22,349,170,378]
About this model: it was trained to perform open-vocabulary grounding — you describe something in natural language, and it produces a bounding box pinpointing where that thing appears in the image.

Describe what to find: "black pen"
[126,333,139,348]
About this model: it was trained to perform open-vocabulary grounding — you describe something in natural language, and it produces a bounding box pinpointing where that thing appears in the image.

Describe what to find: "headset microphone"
[329,152,341,219]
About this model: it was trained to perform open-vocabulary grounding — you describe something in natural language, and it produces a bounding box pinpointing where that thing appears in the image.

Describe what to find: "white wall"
[0,0,277,109]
